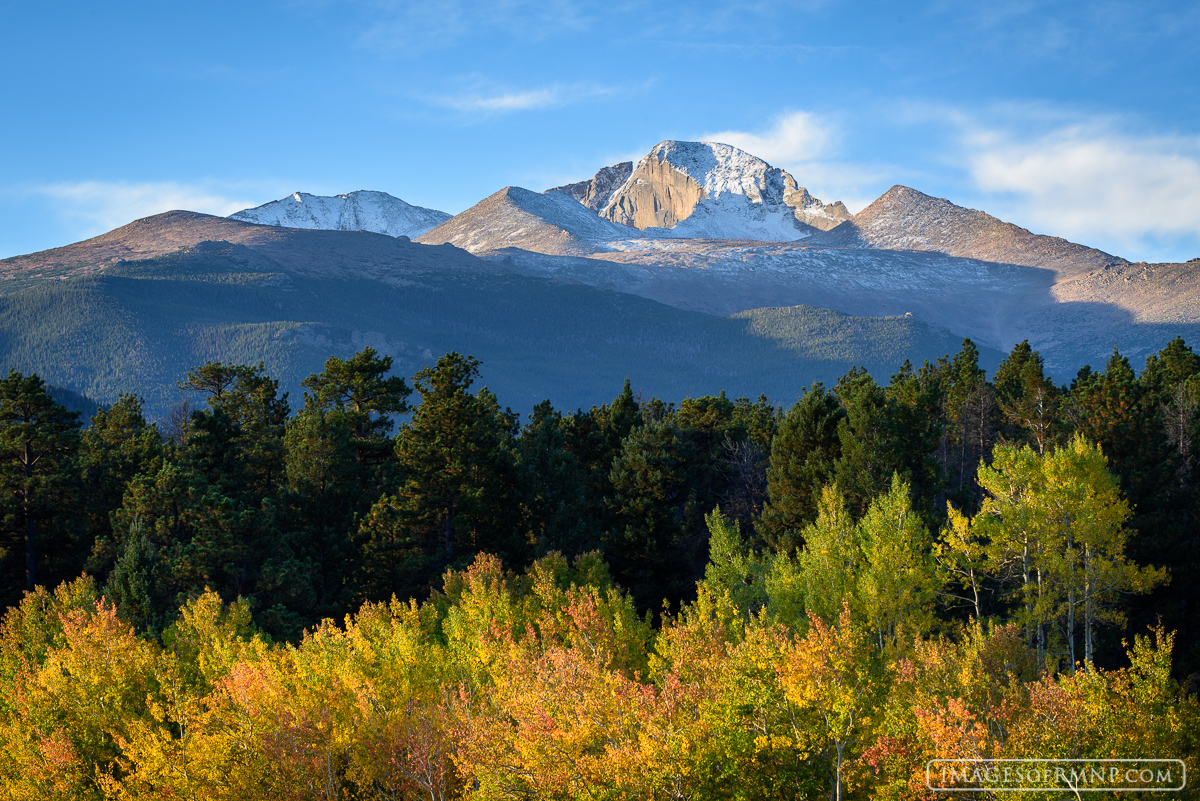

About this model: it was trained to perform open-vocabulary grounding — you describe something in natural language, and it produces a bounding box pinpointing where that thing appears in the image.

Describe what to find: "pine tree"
[515,400,595,557]
[80,395,164,580]
[994,340,1061,455]
[757,383,844,551]
[300,346,411,465]
[359,353,521,601]
[833,369,896,516]
[940,339,998,509]
[0,371,82,602]
[607,419,697,604]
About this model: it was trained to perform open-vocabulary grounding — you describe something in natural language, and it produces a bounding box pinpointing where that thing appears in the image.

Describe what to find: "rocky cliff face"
[229,190,451,239]
[783,183,852,231]
[549,141,850,240]
[549,162,633,212]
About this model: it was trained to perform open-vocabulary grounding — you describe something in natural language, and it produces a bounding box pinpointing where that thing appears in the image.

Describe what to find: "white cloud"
[434,82,621,114]
[704,110,830,165]
[33,181,261,236]
[701,111,886,212]
[964,123,1200,257]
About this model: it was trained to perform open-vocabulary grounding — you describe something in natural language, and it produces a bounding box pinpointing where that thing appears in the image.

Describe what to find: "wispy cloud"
[32,181,265,236]
[705,111,831,165]
[428,80,632,116]
[702,111,887,211]
[434,82,620,113]
[961,120,1200,258]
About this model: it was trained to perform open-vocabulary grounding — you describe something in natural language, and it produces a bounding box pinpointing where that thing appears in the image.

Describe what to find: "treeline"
[2,338,1200,667]
[7,335,1200,661]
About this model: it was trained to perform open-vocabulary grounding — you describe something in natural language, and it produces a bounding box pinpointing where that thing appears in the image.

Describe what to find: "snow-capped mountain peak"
[229,190,451,239]
[549,140,850,241]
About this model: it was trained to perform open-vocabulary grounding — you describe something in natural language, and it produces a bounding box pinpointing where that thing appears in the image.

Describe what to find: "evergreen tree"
[0,371,82,603]
[515,400,595,557]
[80,395,164,579]
[940,339,998,509]
[276,349,412,621]
[105,516,166,634]
[563,379,643,538]
[358,353,522,601]
[607,419,698,605]
[1072,348,1176,533]
[300,346,411,465]
[994,340,1062,455]
[833,369,896,516]
[757,384,844,551]
[885,360,944,511]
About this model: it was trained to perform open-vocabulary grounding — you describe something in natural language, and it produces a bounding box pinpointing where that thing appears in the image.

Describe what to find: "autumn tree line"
[0,339,1198,798]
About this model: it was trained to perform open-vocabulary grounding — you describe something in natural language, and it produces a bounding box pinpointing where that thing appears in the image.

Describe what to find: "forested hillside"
[1,337,1198,798]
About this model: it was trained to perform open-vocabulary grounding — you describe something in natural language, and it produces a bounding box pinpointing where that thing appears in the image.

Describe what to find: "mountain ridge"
[816,185,1124,277]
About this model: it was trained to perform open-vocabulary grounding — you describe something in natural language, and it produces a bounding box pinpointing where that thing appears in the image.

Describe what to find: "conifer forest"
[1,338,1198,799]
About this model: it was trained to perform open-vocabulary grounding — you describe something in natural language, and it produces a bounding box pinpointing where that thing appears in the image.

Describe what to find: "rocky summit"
[553,141,851,240]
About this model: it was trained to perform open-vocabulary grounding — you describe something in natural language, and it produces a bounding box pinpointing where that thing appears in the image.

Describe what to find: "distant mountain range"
[229,190,450,238]
[2,138,1198,418]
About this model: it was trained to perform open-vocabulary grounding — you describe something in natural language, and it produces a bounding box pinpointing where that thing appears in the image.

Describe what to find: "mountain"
[6,142,1199,402]
[814,185,1122,277]
[229,190,451,238]
[552,141,851,240]
[419,178,1198,376]
[0,212,991,420]
[549,162,633,213]
[1,210,483,282]
[416,186,638,256]
[421,141,853,255]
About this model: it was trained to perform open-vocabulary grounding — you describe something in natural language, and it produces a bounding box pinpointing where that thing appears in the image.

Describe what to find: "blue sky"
[2,0,1198,262]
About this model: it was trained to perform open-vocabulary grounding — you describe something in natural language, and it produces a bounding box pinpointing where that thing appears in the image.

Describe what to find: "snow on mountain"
[550,141,851,242]
[416,186,639,256]
[229,191,451,239]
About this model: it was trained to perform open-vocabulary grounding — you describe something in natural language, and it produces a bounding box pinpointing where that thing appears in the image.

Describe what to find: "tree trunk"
[22,437,34,589]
